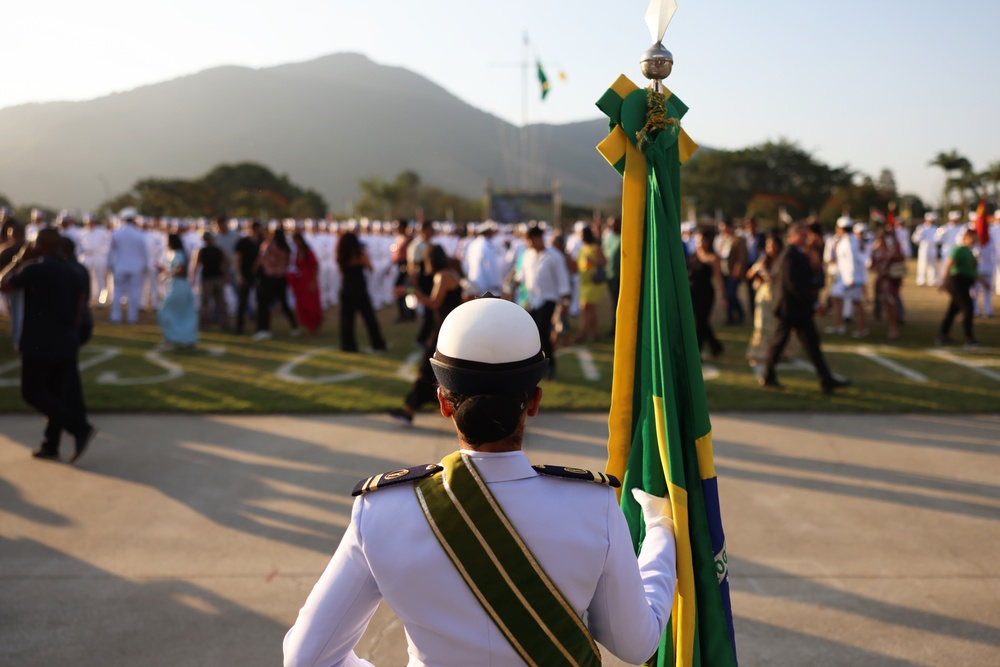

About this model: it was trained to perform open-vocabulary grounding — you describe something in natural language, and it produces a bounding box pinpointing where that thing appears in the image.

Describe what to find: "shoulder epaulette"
[532,464,621,488]
[352,464,443,496]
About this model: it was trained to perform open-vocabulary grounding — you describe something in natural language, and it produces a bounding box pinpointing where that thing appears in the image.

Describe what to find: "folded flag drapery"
[597,74,737,667]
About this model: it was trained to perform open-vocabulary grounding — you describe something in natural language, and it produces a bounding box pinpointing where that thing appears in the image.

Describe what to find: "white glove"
[631,488,675,532]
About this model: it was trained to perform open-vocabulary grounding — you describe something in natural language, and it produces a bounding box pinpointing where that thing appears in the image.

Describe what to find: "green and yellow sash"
[416,451,602,667]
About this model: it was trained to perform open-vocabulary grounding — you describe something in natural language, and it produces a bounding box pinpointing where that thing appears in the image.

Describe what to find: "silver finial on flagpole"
[640,42,673,82]
[642,0,677,90]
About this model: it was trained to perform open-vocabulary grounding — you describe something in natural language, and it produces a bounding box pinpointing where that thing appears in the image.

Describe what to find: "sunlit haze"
[4,0,998,206]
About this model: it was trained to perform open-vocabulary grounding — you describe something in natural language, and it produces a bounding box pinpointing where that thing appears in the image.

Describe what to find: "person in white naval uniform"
[911,212,939,286]
[108,208,149,324]
[284,297,677,667]
[80,214,112,307]
[142,218,167,311]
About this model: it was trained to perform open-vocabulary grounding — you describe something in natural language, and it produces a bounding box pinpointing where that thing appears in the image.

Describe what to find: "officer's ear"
[525,387,543,417]
[437,387,455,418]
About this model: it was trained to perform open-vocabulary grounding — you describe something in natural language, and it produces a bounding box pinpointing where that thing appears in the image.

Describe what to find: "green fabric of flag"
[598,78,737,667]
[537,60,550,100]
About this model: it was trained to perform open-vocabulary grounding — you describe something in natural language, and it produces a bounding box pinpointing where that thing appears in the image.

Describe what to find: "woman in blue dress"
[157,233,199,349]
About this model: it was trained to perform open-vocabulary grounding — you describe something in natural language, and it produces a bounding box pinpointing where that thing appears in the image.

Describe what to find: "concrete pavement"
[1,412,998,666]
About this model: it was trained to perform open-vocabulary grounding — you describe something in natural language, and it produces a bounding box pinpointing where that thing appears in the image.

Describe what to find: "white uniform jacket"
[108,224,149,274]
[284,450,678,667]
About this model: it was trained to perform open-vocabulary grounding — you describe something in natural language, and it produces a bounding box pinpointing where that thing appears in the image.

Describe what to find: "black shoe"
[821,378,852,394]
[32,448,61,461]
[758,377,784,390]
[388,409,413,427]
[70,426,97,464]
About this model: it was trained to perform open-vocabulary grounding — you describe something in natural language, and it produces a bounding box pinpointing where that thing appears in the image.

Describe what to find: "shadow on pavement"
[0,536,288,667]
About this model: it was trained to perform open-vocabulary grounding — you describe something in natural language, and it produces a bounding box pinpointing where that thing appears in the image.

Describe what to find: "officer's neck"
[458,439,523,453]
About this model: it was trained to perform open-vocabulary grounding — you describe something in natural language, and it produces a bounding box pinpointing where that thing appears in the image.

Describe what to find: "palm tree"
[929,150,973,213]
[980,160,1000,203]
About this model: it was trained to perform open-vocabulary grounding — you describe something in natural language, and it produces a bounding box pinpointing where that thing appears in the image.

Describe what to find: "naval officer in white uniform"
[284,297,678,667]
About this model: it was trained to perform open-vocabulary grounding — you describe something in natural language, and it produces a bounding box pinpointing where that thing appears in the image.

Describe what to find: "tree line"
[3,144,999,226]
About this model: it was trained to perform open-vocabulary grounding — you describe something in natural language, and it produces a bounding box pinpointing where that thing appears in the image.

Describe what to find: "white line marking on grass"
[396,351,422,381]
[555,346,600,381]
[275,349,366,384]
[0,346,123,387]
[927,349,1000,383]
[96,350,184,385]
[79,346,121,370]
[854,346,929,383]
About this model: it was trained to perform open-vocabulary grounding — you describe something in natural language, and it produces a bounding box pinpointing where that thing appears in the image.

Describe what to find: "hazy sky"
[4,0,998,205]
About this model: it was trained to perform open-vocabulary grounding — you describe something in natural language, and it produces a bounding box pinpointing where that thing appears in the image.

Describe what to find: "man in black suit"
[760,223,850,394]
[0,228,97,461]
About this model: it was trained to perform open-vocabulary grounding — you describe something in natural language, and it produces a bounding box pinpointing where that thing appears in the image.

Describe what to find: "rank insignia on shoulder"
[532,465,621,488]
[352,464,443,496]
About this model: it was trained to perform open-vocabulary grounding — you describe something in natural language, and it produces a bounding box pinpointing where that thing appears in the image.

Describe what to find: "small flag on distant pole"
[537,60,550,100]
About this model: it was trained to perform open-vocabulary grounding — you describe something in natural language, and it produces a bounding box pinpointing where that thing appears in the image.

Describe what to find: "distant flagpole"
[597,2,738,665]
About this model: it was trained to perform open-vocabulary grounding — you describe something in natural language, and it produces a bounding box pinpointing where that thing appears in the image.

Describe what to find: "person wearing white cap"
[463,222,504,297]
[934,211,963,285]
[911,212,940,286]
[825,216,868,338]
[108,207,149,324]
[284,297,678,667]
[79,213,112,307]
[972,222,995,318]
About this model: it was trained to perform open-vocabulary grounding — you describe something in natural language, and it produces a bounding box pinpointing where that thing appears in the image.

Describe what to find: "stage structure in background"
[599,2,738,666]
[483,179,561,227]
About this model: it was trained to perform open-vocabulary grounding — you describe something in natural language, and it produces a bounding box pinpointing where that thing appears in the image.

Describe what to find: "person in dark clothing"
[0,228,96,462]
[233,221,264,334]
[193,231,229,330]
[409,221,437,347]
[688,230,726,359]
[388,244,464,426]
[936,227,979,348]
[253,227,299,340]
[760,223,851,394]
[58,237,94,345]
[337,232,387,353]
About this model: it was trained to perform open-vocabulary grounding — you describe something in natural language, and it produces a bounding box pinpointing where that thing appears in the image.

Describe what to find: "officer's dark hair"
[526,226,545,239]
[439,387,533,447]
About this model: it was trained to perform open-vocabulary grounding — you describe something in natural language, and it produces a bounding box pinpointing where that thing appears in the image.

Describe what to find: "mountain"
[0,53,621,214]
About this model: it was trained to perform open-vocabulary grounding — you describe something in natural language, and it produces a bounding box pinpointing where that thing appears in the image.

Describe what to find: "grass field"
[1,264,998,414]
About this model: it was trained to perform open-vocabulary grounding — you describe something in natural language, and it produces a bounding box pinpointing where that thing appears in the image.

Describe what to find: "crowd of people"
[0,206,623,365]
[681,209,999,391]
[2,203,997,413]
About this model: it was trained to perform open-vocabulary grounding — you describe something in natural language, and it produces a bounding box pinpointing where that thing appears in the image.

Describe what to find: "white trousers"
[111,270,143,323]
[142,268,161,309]
[915,245,937,286]
[85,257,110,305]
[973,279,993,317]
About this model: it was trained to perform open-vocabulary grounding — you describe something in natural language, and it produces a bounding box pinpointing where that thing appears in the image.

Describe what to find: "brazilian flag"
[597,75,737,667]
[537,60,550,100]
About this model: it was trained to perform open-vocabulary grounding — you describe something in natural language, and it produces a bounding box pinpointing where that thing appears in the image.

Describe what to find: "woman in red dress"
[288,232,323,334]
